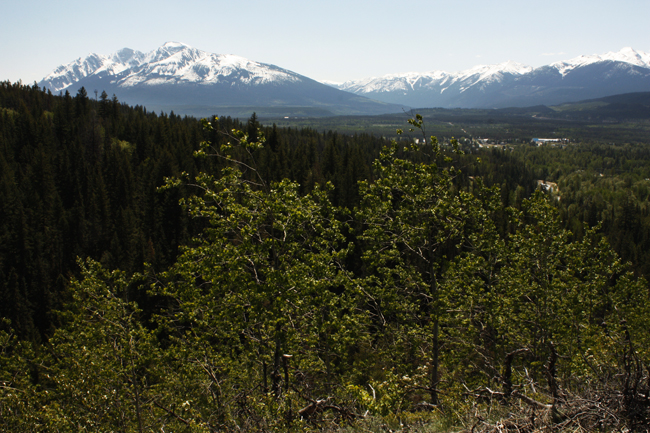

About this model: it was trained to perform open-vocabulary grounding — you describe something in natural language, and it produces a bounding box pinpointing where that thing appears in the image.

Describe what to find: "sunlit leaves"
[152,126,367,428]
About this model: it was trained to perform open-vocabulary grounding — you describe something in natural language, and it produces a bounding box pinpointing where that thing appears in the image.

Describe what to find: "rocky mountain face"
[328,48,650,109]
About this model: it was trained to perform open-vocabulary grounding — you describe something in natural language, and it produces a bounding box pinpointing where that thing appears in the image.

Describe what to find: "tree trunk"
[430,253,440,406]
[272,337,282,398]
[431,317,439,406]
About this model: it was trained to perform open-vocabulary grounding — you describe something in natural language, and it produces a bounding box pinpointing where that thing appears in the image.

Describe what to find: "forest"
[1,80,649,432]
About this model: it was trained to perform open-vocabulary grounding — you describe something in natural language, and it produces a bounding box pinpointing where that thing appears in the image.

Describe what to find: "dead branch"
[153,400,190,426]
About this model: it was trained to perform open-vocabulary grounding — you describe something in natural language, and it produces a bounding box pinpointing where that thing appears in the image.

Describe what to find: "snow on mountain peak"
[332,48,650,97]
[120,45,301,87]
[601,47,650,67]
[333,60,534,95]
[162,41,189,49]
[551,47,650,76]
[41,47,146,92]
[40,42,303,92]
[156,41,191,56]
[111,47,145,65]
[457,61,533,81]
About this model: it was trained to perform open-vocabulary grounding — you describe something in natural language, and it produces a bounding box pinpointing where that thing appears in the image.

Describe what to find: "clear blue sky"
[2,0,649,84]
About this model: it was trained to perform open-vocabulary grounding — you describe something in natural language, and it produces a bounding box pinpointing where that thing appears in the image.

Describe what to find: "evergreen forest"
[1,81,649,432]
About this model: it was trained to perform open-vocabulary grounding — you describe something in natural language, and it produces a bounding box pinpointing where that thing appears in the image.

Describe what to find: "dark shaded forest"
[1,81,649,432]
[0,81,385,341]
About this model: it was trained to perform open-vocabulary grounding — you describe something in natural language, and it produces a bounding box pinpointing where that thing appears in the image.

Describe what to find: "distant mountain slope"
[410,91,650,123]
[329,48,650,109]
[545,91,650,121]
[39,42,404,117]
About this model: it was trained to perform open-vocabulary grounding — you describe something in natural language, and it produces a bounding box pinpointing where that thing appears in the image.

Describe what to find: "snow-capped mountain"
[42,48,146,93]
[40,45,650,114]
[41,42,307,91]
[337,61,532,95]
[550,47,650,76]
[329,48,650,109]
[39,42,403,117]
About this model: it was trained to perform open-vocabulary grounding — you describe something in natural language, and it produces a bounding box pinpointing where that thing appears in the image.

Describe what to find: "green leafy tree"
[356,119,472,406]
[154,119,365,429]
[441,191,650,428]
[33,259,186,432]
[0,320,45,431]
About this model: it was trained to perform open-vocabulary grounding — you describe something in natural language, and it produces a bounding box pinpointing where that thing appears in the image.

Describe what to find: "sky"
[2,0,649,84]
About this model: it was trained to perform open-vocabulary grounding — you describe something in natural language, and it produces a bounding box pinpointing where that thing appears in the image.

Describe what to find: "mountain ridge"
[39,42,404,117]
[39,44,650,115]
[327,48,650,109]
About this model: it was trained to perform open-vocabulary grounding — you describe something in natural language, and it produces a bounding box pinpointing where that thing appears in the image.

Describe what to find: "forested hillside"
[0,81,383,341]
[1,82,649,432]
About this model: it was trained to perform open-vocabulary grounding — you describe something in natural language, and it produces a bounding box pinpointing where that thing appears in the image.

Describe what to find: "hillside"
[1,81,649,432]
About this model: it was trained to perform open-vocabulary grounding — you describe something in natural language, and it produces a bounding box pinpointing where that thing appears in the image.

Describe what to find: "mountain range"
[38,42,403,118]
[39,44,650,117]
[329,47,650,109]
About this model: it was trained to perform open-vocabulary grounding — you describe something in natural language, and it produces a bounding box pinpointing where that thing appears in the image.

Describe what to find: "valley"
[263,92,650,145]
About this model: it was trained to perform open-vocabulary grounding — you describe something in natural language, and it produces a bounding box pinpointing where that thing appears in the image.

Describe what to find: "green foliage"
[356,124,474,407]
[35,259,171,431]
[440,192,650,423]
[0,320,44,431]
[1,80,649,431]
[153,125,368,429]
